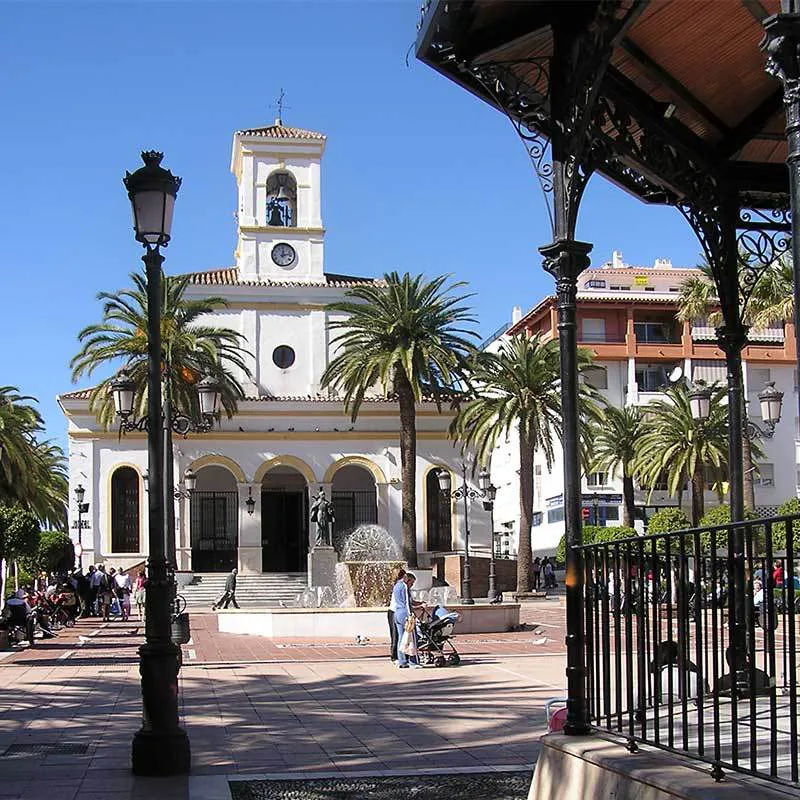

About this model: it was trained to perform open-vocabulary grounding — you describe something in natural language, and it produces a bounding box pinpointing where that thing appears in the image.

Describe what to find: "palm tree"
[676,259,760,509]
[0,387,68,529]
[450,334,599,593]
[750,253,794,327]
[634,383,730,526]
[589,405,644,528]
[322,272,479,568]
[70,270,252,426]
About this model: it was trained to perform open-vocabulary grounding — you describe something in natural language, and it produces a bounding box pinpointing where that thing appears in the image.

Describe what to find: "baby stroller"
[416,605,461,667]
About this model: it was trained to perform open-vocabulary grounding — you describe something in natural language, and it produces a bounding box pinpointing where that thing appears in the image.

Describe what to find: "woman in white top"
[388,566,406,663]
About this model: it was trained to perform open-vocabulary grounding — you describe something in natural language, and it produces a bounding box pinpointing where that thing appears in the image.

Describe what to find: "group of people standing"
[388,567,423,668]
[532,557,556,591]
[75,565,146,621]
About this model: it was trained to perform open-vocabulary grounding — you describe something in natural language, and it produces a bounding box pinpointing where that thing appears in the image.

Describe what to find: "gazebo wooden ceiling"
[416,0,789,205]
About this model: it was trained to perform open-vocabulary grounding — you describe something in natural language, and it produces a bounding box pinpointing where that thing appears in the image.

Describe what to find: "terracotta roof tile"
[236,123,326,141]
[59,388,95,400]
[182,266,381,288]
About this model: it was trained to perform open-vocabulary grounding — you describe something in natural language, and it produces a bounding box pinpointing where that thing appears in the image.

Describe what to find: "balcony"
[633,321,681,345]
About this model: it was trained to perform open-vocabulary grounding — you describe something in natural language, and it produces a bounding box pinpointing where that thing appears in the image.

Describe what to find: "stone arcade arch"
[330,464,378,551]
[260,466,310,572]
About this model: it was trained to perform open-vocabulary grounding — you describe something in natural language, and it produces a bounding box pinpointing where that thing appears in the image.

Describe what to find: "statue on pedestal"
[310,488,335,547]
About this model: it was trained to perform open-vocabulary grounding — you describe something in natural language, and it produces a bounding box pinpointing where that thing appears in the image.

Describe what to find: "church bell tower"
[230,116,326,282]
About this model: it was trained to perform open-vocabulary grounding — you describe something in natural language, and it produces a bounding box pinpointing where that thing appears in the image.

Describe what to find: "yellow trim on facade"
[239,225,325,235]
[230,408,453,418]
[323,456,387,485]
[226,302,327,312]
[69,430,451,442]
[189,454,247,483]
[253,455,317,485]
[105,463,145,557]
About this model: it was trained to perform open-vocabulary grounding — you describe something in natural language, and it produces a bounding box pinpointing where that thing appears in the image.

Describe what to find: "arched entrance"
[261,467,309,572]
[331,465,378,550]
[426,468,452,551]
[190,465,238,572]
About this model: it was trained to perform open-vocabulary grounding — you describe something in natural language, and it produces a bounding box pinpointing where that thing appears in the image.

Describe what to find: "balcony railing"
[578,513,800,787]
[578,332,626,343]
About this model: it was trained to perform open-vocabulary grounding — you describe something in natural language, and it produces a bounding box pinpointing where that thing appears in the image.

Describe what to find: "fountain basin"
[217,603,520,639]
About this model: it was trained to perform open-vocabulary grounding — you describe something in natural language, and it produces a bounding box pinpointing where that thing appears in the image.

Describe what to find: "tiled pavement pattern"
[0,601,565,800]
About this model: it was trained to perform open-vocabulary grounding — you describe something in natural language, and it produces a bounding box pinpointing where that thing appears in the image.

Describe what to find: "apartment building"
[488,251,797,558]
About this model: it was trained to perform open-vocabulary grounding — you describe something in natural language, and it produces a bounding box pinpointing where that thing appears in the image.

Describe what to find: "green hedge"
[770,498,800,552]
[556,524,638,564]
[698,505,760,551]
[646,508,690,535]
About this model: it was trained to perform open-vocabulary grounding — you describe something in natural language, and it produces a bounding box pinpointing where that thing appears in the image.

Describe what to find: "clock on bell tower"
[230,117,326,282]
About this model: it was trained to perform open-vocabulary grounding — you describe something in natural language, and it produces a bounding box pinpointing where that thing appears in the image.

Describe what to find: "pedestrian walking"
[87,565,100,615]
[134,570,146,621]
[114,567,132,621]
[212,568,240,610]
[96,566,113,621]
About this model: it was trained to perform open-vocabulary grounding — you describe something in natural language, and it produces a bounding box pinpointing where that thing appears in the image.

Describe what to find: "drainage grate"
[330,749,370,756]
[2,742,89,757]
[99,668,130,673]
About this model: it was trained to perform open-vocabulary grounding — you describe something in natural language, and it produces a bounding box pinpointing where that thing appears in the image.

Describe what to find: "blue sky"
[0,1,701,448]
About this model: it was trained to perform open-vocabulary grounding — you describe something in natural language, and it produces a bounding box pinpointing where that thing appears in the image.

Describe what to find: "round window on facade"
[273,345,296,369]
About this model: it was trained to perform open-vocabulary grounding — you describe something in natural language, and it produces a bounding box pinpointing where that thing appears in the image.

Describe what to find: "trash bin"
[171,612,191,645]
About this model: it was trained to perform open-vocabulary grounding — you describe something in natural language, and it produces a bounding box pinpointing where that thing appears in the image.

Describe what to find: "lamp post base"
[460,582,475,605]
[131,728,190,776]
[487,558,498,602]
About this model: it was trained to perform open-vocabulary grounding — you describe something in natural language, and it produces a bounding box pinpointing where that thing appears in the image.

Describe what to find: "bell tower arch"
[230,118,326,282]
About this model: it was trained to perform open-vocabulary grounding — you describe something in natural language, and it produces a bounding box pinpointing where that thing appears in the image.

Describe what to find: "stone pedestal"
[308,546,338,589]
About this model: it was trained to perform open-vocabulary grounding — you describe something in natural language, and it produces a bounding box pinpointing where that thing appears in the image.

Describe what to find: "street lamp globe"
[689,381,712,421]
[478,467,491,494]
[759,381,784,424]
[436,468,452,494]
[246,488,256,516]
[111,369,137,419]
[123,151,182,247]
[196,375,223,419]
[74,484,85,504]
[183,468,197,494]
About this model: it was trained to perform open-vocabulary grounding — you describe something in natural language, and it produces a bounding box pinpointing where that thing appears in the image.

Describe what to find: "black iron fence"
[578,513,800,786]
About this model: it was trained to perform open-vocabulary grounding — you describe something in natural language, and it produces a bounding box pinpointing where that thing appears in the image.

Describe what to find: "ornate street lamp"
[111,369,136,420]
[480,472,499,602]
[437,463,490,605]
[173,468,197,500]
[196,375,222,420]
[689,381,713,421]
[123,150,189,777]
[73,485,88,571]
[759,380,784,428]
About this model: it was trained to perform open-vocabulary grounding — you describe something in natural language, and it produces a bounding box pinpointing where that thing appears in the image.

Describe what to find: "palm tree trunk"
[517,434,534,594]
[622,474,635,529]
[395,369,418,568]
[691,466,705,527]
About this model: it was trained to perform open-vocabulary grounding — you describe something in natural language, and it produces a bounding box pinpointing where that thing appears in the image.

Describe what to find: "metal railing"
[578,513,800,786]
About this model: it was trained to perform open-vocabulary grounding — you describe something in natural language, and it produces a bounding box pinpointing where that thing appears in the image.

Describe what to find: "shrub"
[770,498,800,552]
[32,530,74,574]
[698,504,759,551]
[556,524,638,564]
[646,508,690,535]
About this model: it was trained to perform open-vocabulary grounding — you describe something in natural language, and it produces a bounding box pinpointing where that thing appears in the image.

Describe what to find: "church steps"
[179,573,309,608]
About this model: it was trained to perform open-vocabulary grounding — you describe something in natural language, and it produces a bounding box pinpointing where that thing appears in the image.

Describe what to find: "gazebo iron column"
[764,2,800,429]
[464,6,638,736]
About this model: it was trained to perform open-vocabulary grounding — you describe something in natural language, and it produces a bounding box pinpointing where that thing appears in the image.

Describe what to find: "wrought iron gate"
[332,490,378,550]
[190,490,238,572]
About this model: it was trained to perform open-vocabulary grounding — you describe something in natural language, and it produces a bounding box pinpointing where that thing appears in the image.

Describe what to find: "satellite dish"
[668,366,684,384]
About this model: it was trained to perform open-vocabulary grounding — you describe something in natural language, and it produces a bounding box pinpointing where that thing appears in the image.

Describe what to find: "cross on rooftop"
[270,88,290,125]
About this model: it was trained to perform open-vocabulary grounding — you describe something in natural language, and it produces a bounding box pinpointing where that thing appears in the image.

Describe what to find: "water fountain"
[333,524,404,608]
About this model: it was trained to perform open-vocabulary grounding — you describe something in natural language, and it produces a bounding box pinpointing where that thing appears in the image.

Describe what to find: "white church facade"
[59,121,488,575]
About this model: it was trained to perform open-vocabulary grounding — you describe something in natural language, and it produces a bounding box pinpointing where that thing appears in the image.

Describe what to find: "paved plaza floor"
[0,602,566,800]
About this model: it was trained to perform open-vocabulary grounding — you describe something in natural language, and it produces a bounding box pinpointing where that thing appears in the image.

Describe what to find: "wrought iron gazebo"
[417,0,800,786]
